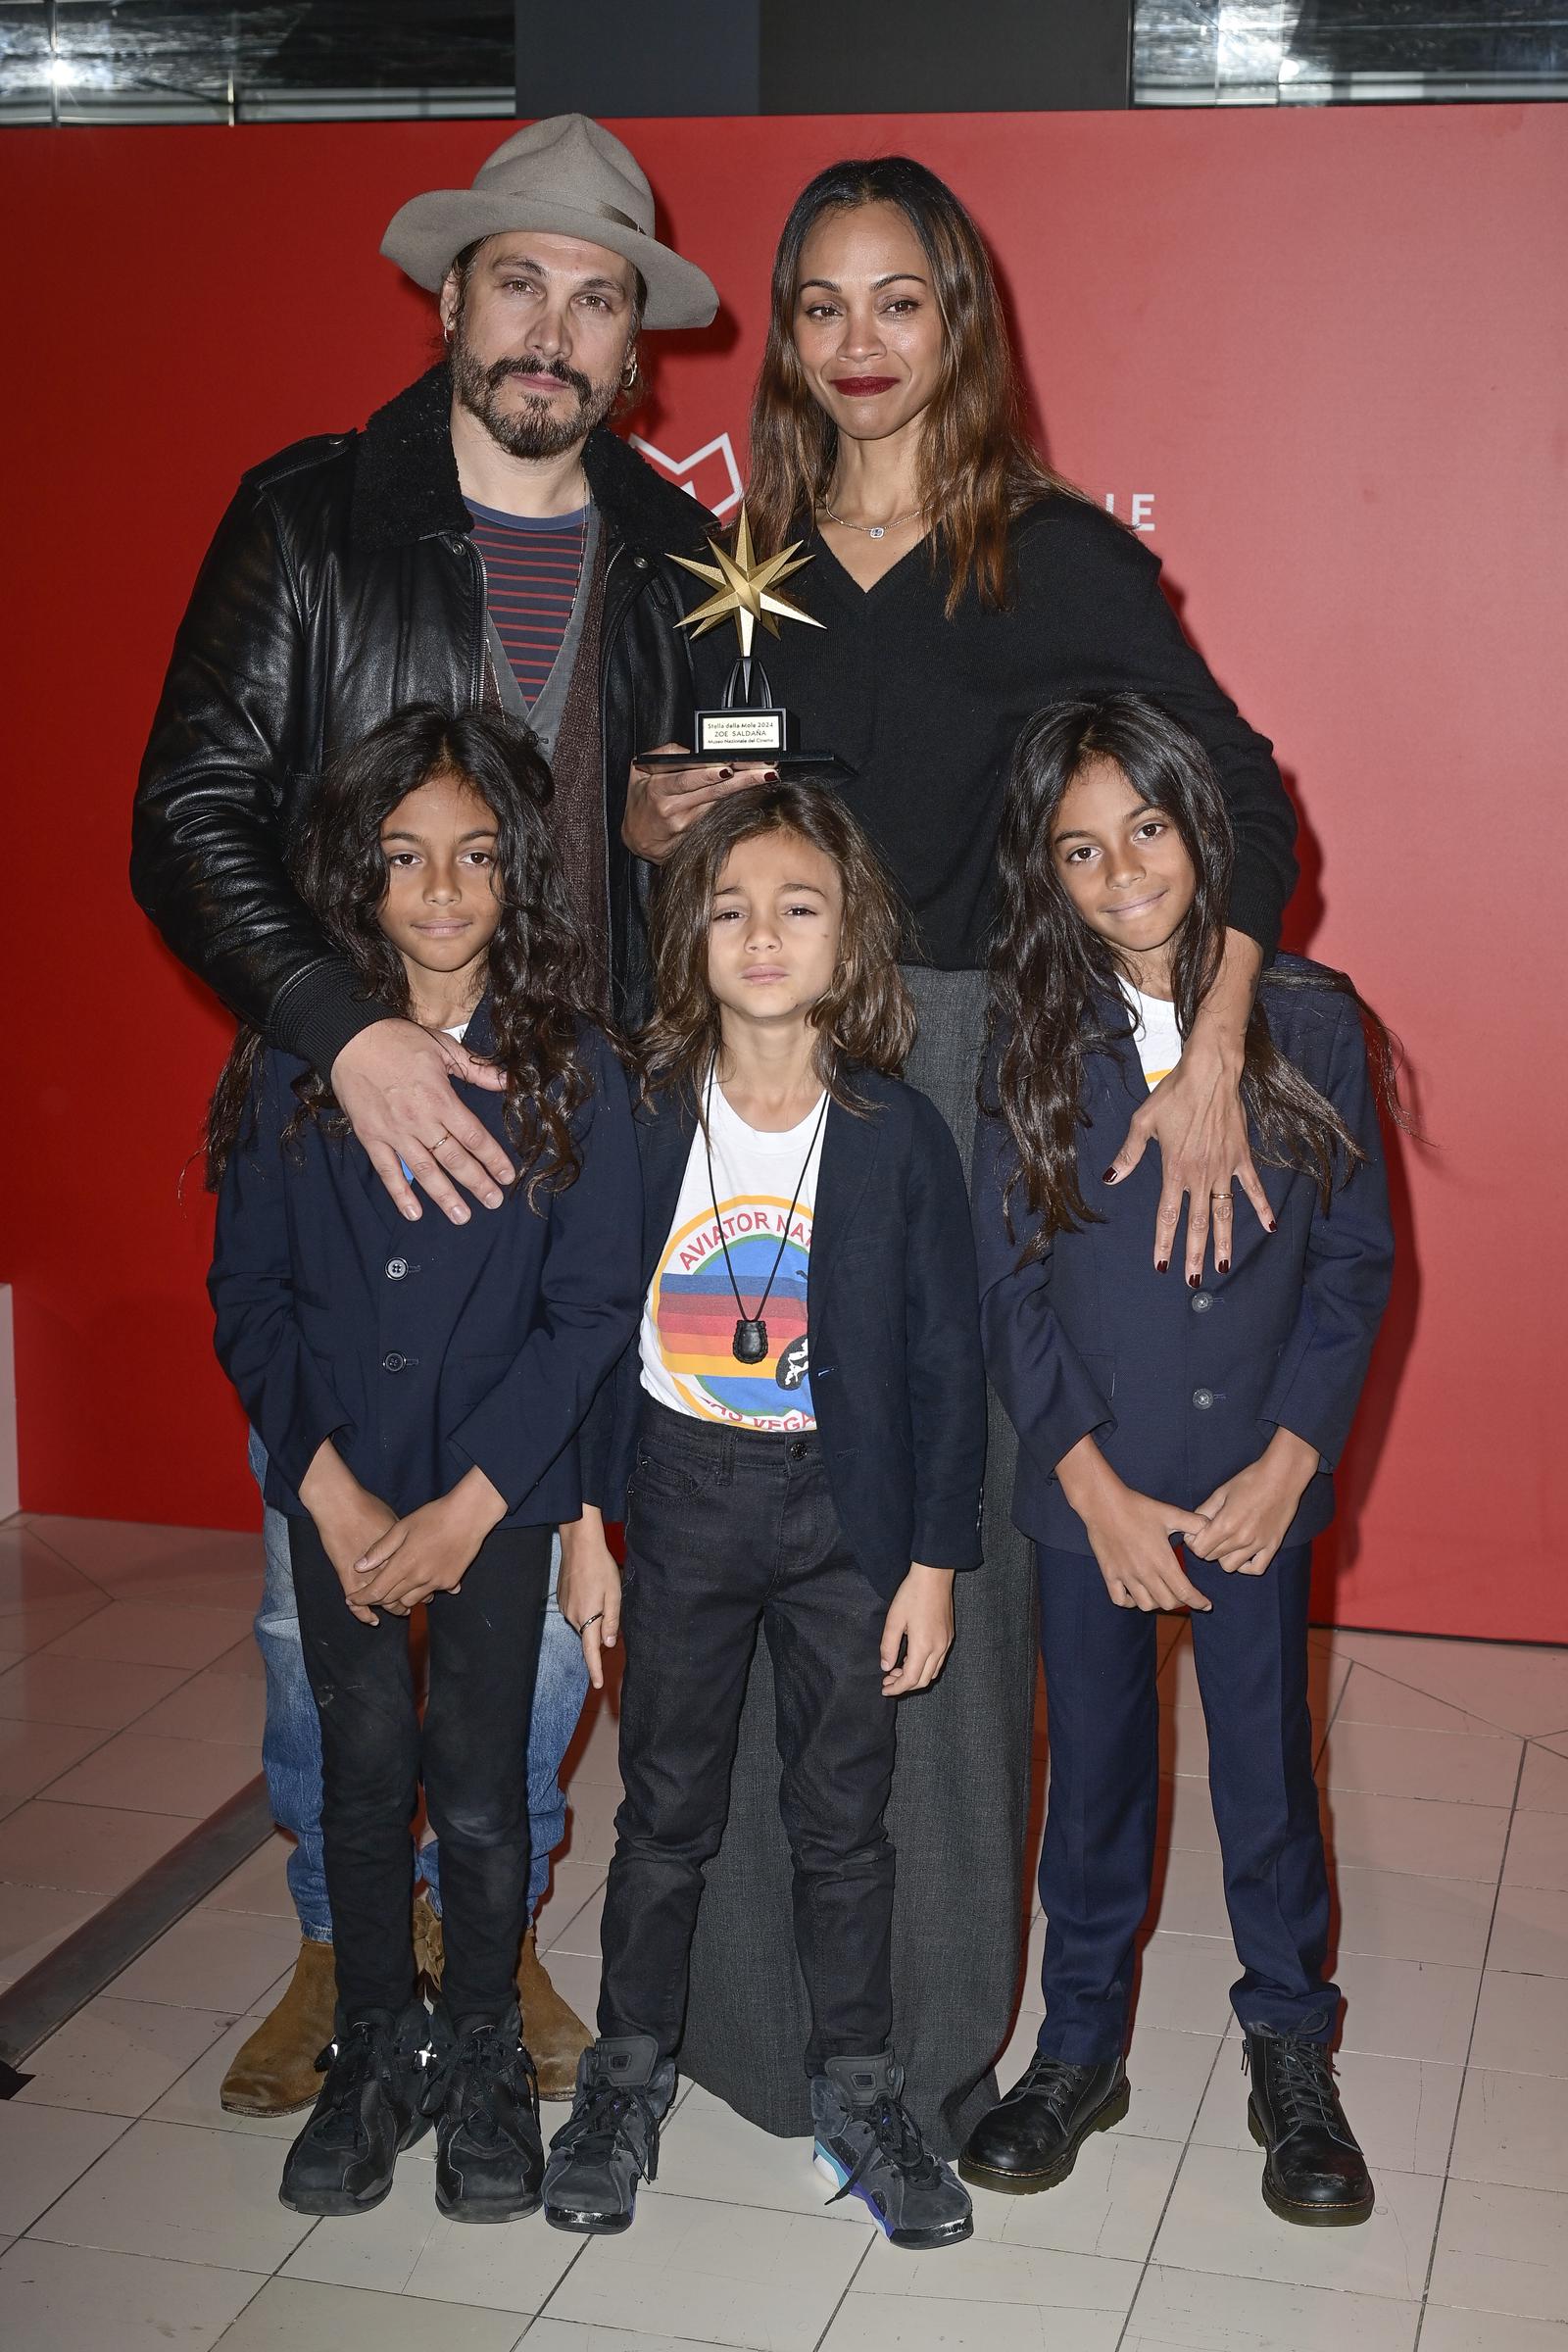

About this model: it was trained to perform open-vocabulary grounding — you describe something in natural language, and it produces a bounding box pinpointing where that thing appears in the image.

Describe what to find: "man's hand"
[332,1018,514,1226]
[1057,1436,1212,1614]
[351,1466,507,1614]
[880,1563,956,1695]
[622,747,775,864]
[560,1506,622,1690]
[1102,929,1273,1281]
[1188,1428,1319,1577]
[297,1440,396,1626]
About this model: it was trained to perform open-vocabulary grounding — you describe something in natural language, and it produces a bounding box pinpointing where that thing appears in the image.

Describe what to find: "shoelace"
[824,2093,943,2207]
[1012,2054,1093,2123]
[442,2023,538,2149]
[309,2021,416,2151]
[1244,2037,1354,2145]
[562,2078,662,2182]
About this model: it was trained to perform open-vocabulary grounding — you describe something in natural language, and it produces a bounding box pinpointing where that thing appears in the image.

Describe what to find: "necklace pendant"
[733,1318,769,1364]
[868,524,886,539]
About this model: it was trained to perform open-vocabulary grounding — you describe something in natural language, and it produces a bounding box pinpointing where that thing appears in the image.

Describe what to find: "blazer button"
[381,1351,408,1374]
[386,1257,409,1281]
[1190,1290,1212,1314]
[1192,1387,1214,1410]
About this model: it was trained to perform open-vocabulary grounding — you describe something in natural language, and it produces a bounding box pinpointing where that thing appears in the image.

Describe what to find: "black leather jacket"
[131,364,712,1066]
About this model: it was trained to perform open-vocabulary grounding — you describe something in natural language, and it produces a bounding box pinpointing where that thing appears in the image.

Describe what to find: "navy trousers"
[1035,1543,1339,2062]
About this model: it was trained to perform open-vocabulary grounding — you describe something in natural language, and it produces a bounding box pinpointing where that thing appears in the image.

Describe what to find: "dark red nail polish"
[1102,1167,1118,1185]
[1266,1218,1278,1234]
[1217,1258,1230,1274]
[1155,1258,1168,1274]
[1188,1273,1200,1289]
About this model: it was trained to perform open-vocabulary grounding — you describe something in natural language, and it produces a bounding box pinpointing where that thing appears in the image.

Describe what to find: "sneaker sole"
[544,2202,634,2235]
[811,2146,974,2248]
[435,2183,543,2225]
[278,2115,430,2217]
[956,2076,1131,2195]
[1248,2105,1375,2227]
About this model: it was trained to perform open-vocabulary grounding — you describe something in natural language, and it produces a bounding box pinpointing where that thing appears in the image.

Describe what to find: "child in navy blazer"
[207,707,640,2227]
[543,783,984,2252]
[960,696,1402,2230]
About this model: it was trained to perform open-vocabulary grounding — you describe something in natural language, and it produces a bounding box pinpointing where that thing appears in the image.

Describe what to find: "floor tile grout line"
[1112,2027,1235,2350]
[1408,1733,1530,2349]
[9,2105,141,2243]
[1304,1640,1566,1744]
[811,2223,877,2351]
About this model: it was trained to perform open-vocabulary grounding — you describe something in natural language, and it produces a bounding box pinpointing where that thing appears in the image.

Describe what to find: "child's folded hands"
[1187,1428,1320,1577]
[350,1466,508,1615]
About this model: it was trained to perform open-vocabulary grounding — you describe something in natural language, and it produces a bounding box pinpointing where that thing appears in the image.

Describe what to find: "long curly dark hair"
[639,781,915,1114]
[987,694,1407,1252]
[204,705,602,1206]
[747,155,1079,617]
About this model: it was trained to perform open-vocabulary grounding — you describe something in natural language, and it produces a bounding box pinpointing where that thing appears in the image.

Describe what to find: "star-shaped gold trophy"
[639,503,853,781]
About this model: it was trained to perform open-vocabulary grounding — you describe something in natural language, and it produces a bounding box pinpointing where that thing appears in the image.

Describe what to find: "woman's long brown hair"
[987,696,1410,1254]
[747,155,1077,616]
[204,706,603,1207]
[639,782,915,1114]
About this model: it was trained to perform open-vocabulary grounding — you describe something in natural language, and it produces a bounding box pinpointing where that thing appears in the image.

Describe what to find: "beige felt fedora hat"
[381,113,717,330]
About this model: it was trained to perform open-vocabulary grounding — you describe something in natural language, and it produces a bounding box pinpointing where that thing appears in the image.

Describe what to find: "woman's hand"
[297,1440,395,1625]
[331,1018,513,1226]
[622,750,775,863]
[560,1507,622,1690]
[1102,929,1273,1281]
[1056,1436,1212,1614]
[351,1466,507,1614]
[1188,1428,1319,1576]
[880,1564,956,1695]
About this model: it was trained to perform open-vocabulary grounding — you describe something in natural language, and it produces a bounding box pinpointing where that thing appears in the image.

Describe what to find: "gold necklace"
[817,496,928,543]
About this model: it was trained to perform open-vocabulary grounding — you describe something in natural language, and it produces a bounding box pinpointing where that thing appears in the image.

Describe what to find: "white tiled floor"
[3,1510,1568,2350]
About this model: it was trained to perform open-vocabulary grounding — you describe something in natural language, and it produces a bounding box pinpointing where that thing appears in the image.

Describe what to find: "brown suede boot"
[519,1925,591,2101]
[413,1886,445,1993]
[220,1936,337,2117]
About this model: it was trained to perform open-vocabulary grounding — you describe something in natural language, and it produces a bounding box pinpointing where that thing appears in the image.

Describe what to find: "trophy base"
[637,749,857,783]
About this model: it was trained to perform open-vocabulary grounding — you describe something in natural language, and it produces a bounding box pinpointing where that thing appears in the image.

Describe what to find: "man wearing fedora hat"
[132,114,731,2133]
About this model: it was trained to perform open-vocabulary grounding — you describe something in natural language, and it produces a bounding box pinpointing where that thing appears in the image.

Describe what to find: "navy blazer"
[588,1067,988,1599]
[209,1003,643,1527]
[973,957,1395,1553]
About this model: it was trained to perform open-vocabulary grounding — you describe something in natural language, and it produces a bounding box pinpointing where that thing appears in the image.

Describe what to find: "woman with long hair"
[630,157,1299,2149]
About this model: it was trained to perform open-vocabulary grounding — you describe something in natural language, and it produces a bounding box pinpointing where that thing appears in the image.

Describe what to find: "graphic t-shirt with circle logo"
[638,1081,826,1432]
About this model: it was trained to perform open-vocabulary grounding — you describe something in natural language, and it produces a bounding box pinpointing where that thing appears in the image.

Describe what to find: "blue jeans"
[250,1430,588,1943]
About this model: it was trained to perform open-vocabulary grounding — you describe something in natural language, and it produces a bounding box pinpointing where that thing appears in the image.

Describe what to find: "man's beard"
[451,332,620,461]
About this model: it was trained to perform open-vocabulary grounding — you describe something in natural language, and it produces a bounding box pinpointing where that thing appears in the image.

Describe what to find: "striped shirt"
[467,500,588,708]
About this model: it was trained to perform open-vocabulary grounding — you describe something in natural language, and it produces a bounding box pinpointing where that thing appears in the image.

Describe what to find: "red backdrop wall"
[3,107,1563,1640]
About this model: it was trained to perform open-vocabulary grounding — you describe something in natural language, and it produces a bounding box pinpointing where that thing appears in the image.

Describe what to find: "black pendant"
[732,1318,769,1364]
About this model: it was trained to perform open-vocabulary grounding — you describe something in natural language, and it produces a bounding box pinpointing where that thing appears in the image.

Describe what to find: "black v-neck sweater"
[696,495,1296,970]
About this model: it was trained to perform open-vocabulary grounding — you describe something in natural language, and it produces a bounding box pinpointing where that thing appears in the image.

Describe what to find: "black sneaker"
[543,2034,676,2235]
[425,2002,545,2224]
[278,2000,433,2217]
[811,2053,972,2250]
[958,2052,1129,2194]
[1245,2027,1374,2227]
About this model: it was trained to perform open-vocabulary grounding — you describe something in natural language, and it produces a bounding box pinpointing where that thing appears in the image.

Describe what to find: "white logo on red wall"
[633,429,1154,538]
[630,432,744,518]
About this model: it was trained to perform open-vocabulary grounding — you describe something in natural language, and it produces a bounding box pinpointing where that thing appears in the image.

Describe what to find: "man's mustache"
[485,355,592,402]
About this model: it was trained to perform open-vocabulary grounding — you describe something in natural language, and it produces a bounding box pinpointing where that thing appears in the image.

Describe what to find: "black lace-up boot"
[542,2034,677,2234]
[811,2052,972,2249]
[424,2002,545,2223]
[1245,2027,1374,2226]
[958,2052,1129,2194]
[278,2000,434,2216]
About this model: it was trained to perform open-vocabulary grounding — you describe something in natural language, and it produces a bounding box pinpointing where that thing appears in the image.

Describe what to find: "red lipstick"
[832,375,899,397]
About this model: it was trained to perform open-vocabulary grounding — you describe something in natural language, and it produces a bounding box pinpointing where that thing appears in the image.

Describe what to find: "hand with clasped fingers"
[349,1467,508,1617]
[1056,1435,1213,1615]
[1186,1428,1320,1578]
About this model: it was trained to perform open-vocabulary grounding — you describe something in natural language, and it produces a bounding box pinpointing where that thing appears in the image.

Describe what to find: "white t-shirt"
[1119,979,1183,1091]
[639,1078,827,1432]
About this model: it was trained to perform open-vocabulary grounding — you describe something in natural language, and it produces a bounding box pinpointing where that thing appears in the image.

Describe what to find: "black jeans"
[598,1399,899,2073]
[289,1517,550,2022]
